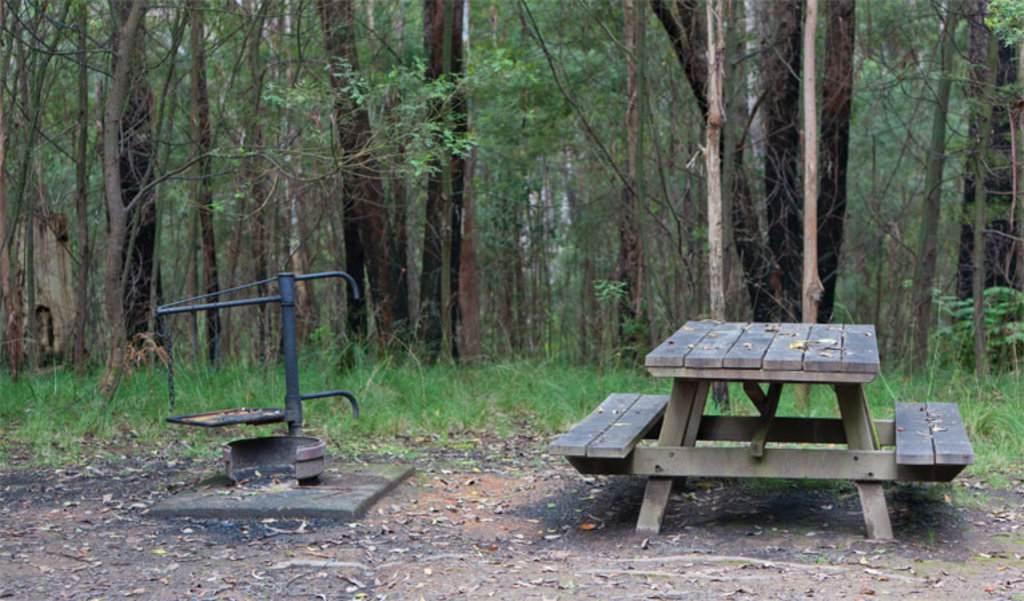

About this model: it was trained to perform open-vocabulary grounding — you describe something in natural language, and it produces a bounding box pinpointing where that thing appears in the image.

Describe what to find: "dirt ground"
[1,433,1022,600]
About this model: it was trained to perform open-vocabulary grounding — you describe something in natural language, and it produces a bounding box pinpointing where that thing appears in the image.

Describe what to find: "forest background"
[0,0,1022,396]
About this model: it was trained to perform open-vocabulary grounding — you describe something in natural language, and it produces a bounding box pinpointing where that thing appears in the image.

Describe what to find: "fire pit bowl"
[223,435,326,484]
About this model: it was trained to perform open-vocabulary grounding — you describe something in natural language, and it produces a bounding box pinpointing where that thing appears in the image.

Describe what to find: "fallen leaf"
[579,523,597,531]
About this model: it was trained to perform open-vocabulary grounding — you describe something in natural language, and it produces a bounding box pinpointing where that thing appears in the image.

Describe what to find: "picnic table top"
[645,321,880,384]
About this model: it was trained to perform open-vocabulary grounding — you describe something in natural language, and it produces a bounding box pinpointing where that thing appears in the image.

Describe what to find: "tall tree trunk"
[1018,43,1024,292]
[420,0,465,360]
[239,0,271,362]
[801,0,823,323]
[73,1,90,373]
[318,0,400,342]
[912,3,958,369]
[109,0,158,340]
[705,0,725,322]
[100,0,148,396]
[794,0,821,414]
[817,0,854,323]
[456,0,482,360]
[0,0,22,379]
[458,149,484,361]
[650,0,708,116]
[959,4,1019,302]
[974,35,998,377]
[763,0,803,322]
[189,0,219,365]
[620,0,645,359]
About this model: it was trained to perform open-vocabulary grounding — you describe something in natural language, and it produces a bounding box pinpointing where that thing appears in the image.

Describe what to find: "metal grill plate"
[167,408,286,427]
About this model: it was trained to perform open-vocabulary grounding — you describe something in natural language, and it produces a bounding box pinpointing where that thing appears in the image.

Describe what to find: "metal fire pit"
[223,436,326,484]
[156,271,360,484]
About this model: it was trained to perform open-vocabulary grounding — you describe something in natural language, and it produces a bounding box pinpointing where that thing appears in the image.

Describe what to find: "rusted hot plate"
[166,408,286,427]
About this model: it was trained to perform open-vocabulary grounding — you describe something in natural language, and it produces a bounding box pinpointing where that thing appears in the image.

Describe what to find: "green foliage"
[933,287,1024,371]
[987,0,1024,45]
[592,279,627,305]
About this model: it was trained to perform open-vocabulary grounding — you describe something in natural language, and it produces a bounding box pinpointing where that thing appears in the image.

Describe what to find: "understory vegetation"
[1,356,1020,488]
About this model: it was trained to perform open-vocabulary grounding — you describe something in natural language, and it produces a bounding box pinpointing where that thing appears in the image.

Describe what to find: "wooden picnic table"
[551,321,974,539]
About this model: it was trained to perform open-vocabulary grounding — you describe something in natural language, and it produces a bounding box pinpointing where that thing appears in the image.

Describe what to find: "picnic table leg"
[836,384,894,540]
[636,378,709,535]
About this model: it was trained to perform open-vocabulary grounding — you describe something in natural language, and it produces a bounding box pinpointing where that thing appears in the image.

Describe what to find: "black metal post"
[279,273,303,436]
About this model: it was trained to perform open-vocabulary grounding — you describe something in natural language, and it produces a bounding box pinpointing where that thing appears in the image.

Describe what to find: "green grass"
[0,354,665,466]
[0,355,1021,486]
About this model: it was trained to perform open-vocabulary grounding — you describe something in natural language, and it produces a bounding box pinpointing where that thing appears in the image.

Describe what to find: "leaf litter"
[0,434,1021,599]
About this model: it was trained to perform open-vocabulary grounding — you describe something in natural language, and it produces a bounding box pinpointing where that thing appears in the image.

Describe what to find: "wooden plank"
[683,322,747,369]
[549,393,641,456]
[629,446,900,480]
[636,379,709,536]
[926,403,975,466]
[762,323,813,371]
[567,452,967,482]
[698,415,844,443]
[749,383,782,457]
[856,482,894,540]
[836,384,880,450]
[894,402,934,466]
[636,478,672,535]
[803,323,845,372]
[840,324,880,375]
[694,416,893,446]
[588,395,670,458]
[645,321,716,368]
[741,382,768,413]
[647,365,876,384]
[723,324,777,369]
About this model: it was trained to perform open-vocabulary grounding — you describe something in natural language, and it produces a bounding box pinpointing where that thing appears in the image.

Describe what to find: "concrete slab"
[149,463,414,520]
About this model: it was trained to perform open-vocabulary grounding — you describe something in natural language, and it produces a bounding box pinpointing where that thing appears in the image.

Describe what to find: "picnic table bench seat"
[549,393,669,459]
[893,401,974,479]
